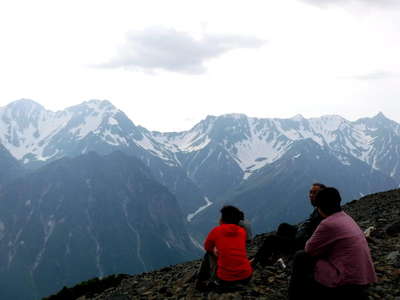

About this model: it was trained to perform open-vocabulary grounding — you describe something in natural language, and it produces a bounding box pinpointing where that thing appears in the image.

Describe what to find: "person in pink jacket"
[288,187,377,300]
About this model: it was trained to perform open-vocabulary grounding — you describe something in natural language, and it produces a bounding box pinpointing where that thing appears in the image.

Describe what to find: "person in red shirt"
[196,205,253,290]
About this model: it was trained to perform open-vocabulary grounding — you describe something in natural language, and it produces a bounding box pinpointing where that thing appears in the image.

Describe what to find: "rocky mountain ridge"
[1,99,399,221]
[0,99,208,216]
[2,100,400,184]
[45,188,400,300]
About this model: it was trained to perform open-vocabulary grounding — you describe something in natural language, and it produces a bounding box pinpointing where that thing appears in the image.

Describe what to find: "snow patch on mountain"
[135,134,170,159]
[0,108,72,160]
[99,129,129,146]
[186,197,213,222]
[232,129,289,173]
[157,130,212,153]
[75,114,104,139]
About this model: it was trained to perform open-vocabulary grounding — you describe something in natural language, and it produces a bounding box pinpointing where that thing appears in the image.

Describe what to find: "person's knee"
[293,250,308,261]
[292,250,314,271]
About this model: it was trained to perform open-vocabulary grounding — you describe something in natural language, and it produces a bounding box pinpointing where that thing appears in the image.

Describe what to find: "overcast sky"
[0,0,399,131]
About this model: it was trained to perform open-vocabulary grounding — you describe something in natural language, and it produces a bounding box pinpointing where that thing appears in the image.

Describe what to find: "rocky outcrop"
[45,189,400,299]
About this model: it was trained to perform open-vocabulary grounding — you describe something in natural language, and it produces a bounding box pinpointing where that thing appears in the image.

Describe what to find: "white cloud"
[98,27,265,74]
[343,71,400,80]
[0,0,400,131]
[301,0,399,8]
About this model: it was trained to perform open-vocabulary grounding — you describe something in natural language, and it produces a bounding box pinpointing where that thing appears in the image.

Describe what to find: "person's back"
[196,205,252,290]
[305,211,376,287]
[289,187,377,300]
[205,223,252,281]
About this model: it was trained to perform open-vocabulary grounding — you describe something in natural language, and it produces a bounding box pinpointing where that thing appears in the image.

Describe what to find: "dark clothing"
[295,209,323,249]
[197,252,218,282]
[238,219,253,243]
[253,209,322,265]
[253,223,297,266]
[288,251,369,300]
[288,250,317,300]
[197,251,251,291]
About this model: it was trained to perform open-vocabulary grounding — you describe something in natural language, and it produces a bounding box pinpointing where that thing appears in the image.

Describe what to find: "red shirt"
[305,211,377,287]
[204,223,252,281]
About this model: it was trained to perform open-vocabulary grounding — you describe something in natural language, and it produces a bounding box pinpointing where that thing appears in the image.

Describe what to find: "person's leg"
[196,252,218,290]
[311,280,336,300]
[335,285,369,300]
[215,275,252,292]
[253,235,286,265]
[197,252,217,281]
[277,223,298,240]
[288,250,316,300]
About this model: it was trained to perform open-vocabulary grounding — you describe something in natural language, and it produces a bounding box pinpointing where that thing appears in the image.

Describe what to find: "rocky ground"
[46,189,400,300]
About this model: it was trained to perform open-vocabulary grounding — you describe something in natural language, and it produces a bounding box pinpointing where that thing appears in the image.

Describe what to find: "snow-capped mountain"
[0,99,163,164]
[1,99,399,223]
[219,138,396,233]
[3,100,398,185]
[151,112,400,187]
[0,99,399,300]
[0,99,206,215]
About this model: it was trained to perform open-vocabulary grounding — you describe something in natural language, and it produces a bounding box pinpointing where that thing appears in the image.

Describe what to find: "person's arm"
[304,221,335,257]
[204,228,217,252]
[245,220,253,242]
[295,209,322,249]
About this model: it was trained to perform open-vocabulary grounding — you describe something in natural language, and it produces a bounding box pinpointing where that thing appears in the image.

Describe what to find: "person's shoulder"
[210,224,228,234]
[210,224,222,231]
[309,208,321,220]
[237,224,247,233]
[322,211,348,226]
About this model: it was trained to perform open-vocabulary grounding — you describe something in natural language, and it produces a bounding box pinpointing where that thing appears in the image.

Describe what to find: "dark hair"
[314,187,342,215]
[312,183,326,189]
[220,205,242,225]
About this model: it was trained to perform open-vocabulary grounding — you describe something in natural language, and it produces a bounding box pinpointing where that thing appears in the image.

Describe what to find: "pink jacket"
[305,211,377,288]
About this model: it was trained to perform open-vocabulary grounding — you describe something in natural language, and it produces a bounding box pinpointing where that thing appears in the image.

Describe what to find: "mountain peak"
[5,99,45,111]
[290,114,305,121]
[220,113,248,120]
[310,115,347,131]
[373,112,389,121]
[65,99,118,114]
[83,99,116,110]
[357,112,397,128]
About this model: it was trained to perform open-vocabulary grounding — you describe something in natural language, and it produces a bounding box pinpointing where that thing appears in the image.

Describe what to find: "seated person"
[288,187,377,300]
[238,210,253,244]
[252,183,325,266]
[196,205,253,290]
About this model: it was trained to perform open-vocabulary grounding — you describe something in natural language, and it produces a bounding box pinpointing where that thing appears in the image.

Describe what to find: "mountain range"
[0,151,198,299]
[0,99,399,299]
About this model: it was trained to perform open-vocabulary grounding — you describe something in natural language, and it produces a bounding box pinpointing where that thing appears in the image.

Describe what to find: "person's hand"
[213,247,219,256]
